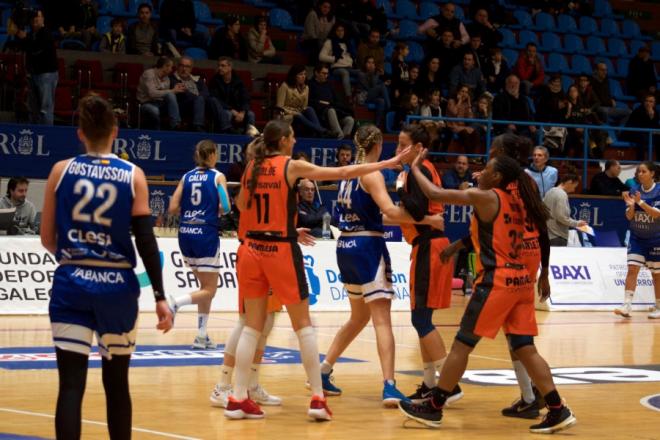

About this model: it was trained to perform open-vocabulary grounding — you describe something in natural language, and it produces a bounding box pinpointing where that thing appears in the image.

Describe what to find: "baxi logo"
[303,255,321,305]
[550,265,591,280]
[114,134,167,161]
[0,129,50,156]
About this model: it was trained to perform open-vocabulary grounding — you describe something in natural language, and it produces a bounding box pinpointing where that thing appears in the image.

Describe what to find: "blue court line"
[0,434,51,440]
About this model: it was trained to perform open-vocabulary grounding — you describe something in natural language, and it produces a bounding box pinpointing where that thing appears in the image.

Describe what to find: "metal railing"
[406,114,658,190]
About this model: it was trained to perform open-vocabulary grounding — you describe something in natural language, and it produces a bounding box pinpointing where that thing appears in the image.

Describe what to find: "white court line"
[0,408,201,440]
[314,331,512,363]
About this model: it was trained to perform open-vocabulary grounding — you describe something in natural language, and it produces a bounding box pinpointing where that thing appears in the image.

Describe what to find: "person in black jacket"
[308,63,354,139]
[159,0,206,48]
[16,9,58,125]
[296,179,329,238]
[169,56,209,131]
[589,160,630,196]
[622,94,659,161]
[626,47,658,101]
[208,16,247,61]
[492,74,537,139]
[127,3,160,56]
[207,57,258,135]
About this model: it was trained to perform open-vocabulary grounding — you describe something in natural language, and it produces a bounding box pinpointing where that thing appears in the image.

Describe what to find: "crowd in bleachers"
[0,0,658,160]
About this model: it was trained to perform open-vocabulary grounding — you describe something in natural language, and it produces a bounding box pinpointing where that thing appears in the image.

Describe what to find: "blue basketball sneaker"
[382,380,410,408]
[321,370,342,396]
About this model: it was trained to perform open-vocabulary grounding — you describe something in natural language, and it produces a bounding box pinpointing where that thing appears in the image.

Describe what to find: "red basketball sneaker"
[224,396,265,420]
[308,395,332,421]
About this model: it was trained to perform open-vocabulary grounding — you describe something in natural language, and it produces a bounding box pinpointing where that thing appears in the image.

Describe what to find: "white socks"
[624,290,634,305]
[513,360,535,404]
[198,313,209,338]
[320,360,333,375]
[297,326,323,397]
[249,363,260,389]
[219,365,233,387]
[233,326,261,400]
[224,315,246,358]
[258,313,275,351]
[173,293,192,309]
[423,362,436,388]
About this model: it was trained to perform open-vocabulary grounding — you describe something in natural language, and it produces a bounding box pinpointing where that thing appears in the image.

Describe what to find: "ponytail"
[353,124,383,164]
[246,135,266,208]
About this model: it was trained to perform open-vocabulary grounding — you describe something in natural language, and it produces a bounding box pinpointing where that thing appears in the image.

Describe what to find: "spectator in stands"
[395,93,422,130]
[589,159,629,196]
[622,93,659,161]
[536,74,567,123]
[626,46,658,101]
[483,47,510,94]
[169,56,207,132]
[441,155,475,189]
[301,1,335,64]
[471,93,492,153]
[16,9,58,126]
[492,74,536,139]
[430,30,461,85]
[576,74,608,156]
[247,15,279,64]
[513,42,544,96]
[75,0,99,49]
[309,63,355,139]
[592,62,631,126]
[397,64,422,104]
[276,64,329,137]
[445,85,481,156]
[466,9,502,52]
[357,29,384,76]
[343,0,388,38]
[335,144,353,166]
[54,0,98,49]
[525,145,558,199]
[544,173,586,246]
[449,52,485,98]
[208,16,247,61]
[421,89,443,118]
[390,42,410,101]
[0,177,37,235]
[357,56,391,127]
[319,23,359,101]
[127,3,160,56]
[418,2,469,48]
[159,0,206,50]
[564,84,594,157]
[462,34,487,71]
[207,57,258,136]
[419,57,443,95]
[137,56,184,130]
[297,179,329,238]
[100,18,126,54]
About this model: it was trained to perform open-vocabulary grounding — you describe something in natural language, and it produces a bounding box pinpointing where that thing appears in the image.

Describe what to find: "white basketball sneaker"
[249,384,282,406]
[648,307,660,319]
[614,303,632,318]
[210,383,232,408]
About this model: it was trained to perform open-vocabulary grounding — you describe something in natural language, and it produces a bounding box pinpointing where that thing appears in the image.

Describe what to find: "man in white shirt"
[543,173,587,246]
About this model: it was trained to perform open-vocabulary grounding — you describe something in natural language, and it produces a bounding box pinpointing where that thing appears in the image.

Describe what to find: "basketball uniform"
[627,182,660,273]
[335,175,394,302]
[237,155,309,305]
[178,167,222,272]
[400,160,453,310]
[49,154,139,359]
[508,180,541,284]
[460,188,537,339]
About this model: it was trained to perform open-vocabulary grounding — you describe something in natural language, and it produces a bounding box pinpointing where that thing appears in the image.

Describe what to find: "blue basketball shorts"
[178,224,221,272]
[49,265,140,359]
[627,235,660,273]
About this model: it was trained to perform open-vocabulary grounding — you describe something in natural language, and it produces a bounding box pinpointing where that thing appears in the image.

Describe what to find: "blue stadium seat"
[193,1,223,26]
[594,0,614,18]
[562,34,584,54]
[578,16,598,35]
[652,41,660,62]
[609,79,635,102]
[616,58,629,78]
[184,47,208,60]
[557,14,578,34]
[517,30,538,49]
[375,0,396,19]
[406,41,424,63]
[502,48,518,66]
[585,36,606,56]
[629,40,648,58]
[244,0,277,7]
[195,23,211,45]
[622,19,650,40]
[384,61,392,76]
[499,28,516,48]
[546,53,570,74]
[540,32,561,53]
[97,0,110,15]
[454,5,465,21]
[384,40,395,59]
[385,111,397,133]
[512,10,532,29]
[96,16,113,35]
[534,12,555,31]
[561,75,574,91]
[598,18,619,37]
[269,8,303,32]
[419,2,439,20]
[0,33,7,50]
[107,0,130,17]
[606,38,628,58]
[396,0,419,20]
[570,54,592,75]
[398,20,422,41]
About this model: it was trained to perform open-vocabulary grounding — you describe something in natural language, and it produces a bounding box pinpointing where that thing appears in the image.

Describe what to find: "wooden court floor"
[1,293,659,439]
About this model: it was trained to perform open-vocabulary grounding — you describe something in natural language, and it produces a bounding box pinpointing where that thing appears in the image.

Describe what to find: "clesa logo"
[114,134,167,161]
[550,265,591,280]
[303,255,321,305]
[0,129,50,156]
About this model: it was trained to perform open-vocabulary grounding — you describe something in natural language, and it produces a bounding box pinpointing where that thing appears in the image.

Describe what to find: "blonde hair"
[353,124,383,164]
[193,139,217,167]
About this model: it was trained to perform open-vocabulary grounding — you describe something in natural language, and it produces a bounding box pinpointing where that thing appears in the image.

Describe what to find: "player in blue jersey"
[40,95,172,439]
[167,140,231,349]
[318,124,444,407]
[615,161,660,319]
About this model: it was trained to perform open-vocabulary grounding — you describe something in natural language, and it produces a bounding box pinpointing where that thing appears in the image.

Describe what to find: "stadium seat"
[107,0,131,17]
[375,0,396,19]
[193,1,224,26]
[562,34,584,54]
[97,0,110,15]
[578,16,598,35]
[622,19,650,40]
[534,12,555,31]
[384,40,395,59]
[546,53,570,74]
[598,18,620,37]
[96,16,113,35]
[517,30,538,49]
[561,75,574,91]
[606,38,628,58]
[585,36,606,56]
[184,47,207,60]
[570,54,592,75]
[244,0,277,8]
[616,58,629,78]
[385,111,397,133]
[395,0,419,20]
[594,0,614,18]
[499,28,516,48]
[629,40,648,58]
[541,32,561,53]
[384,62,392,76]
[609,79,635,102]
[557,14,578,34]
[502,49,518,66]
[397,20,422,41]
[73,59,119,91]
[57,58,78,88]
[512,10,532,29]
[60,39,87,50]
[419,2,439,20]
[269,9,303,32]
[454,5,465,21]
[652,41,660,62]
[407,41,424,63]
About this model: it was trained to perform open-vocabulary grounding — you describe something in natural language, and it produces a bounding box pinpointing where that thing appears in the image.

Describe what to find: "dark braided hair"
[493,155,549,232]
[489,133,532,168]
[246,120,291,208]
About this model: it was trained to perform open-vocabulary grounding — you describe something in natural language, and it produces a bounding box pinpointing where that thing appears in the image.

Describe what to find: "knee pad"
[507,334,535,351]
[411,308,435,338]
[455,329,481,348]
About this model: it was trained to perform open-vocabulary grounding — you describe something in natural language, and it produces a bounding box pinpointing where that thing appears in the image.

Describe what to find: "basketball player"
[399,152,576,434]
[40,95,172,439]
[318,125,444,407]
[225,120,410,421]
[167,140,231,349]
[615,161,660,319]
